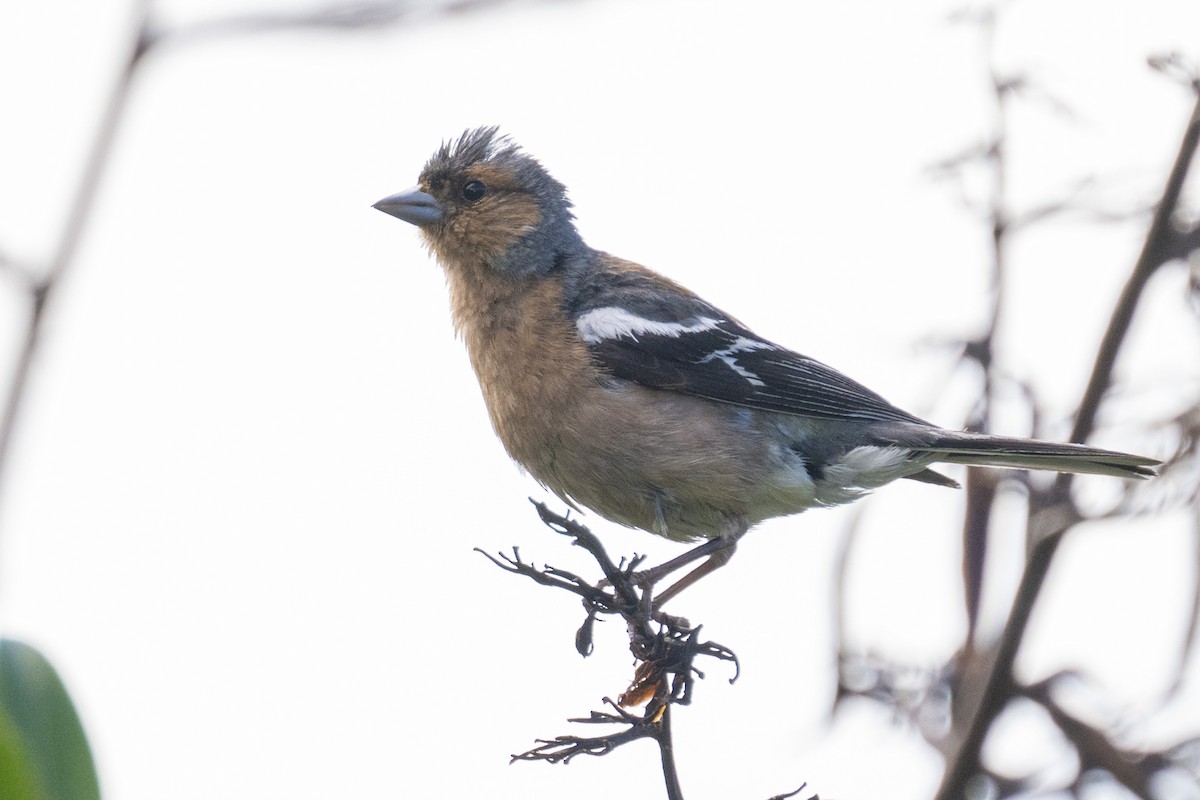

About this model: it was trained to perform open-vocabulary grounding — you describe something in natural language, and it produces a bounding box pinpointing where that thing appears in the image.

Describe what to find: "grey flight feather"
[904,429,1158,479]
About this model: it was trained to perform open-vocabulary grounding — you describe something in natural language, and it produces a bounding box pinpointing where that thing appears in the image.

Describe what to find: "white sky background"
[1,0,1199,798]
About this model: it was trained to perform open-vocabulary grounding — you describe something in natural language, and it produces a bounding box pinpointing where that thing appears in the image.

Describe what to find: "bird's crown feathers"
[430,126,516,174]
[421,127,574,216]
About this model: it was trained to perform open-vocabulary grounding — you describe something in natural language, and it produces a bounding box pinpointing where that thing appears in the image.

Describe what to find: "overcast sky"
[1,1,1199,798]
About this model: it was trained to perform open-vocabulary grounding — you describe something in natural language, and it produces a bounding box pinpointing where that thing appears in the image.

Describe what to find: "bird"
[373,127,1158,606]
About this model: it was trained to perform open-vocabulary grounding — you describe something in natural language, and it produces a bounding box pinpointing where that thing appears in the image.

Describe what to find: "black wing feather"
[567,257,930,425]
[587,317,929,425]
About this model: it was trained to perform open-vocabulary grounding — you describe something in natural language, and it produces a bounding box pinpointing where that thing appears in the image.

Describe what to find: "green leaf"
[0,639,101,800]
[0,707,44,800]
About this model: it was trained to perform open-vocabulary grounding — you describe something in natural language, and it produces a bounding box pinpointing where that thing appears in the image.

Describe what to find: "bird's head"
[374,127,583,277]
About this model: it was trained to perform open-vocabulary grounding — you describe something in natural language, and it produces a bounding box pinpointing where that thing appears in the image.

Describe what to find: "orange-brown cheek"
[440,195,541,267]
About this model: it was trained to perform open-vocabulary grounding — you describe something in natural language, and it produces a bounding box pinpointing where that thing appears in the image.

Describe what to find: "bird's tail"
[918,430,1158,480]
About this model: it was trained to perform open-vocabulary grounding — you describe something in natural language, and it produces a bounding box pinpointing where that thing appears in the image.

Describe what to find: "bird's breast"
[446,265,594,468]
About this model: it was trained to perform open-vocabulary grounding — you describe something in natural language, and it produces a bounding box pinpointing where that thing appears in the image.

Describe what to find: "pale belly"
[515,383,828,542]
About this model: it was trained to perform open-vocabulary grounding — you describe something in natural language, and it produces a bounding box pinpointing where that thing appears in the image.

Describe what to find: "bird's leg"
[638,518,749,607]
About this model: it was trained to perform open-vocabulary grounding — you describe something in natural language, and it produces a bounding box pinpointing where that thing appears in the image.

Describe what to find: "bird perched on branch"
[373,127,1157,606]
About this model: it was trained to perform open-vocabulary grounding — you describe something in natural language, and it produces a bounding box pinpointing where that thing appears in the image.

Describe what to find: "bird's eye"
[461,180,487,203]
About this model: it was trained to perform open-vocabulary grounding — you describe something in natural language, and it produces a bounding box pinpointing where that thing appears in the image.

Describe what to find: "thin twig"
[656,704,684,800]
[484,503,748,799]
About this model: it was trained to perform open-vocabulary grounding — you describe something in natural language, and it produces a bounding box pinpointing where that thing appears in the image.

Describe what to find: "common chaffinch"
[373,127,1157,605]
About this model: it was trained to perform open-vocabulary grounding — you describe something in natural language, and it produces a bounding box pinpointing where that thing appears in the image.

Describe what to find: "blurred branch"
[1145,404,1200,700]
[961,2,1011,660]
[1023,676,1176,797]
[0,0,153,515]
[1064,94,1200,453]
[1173,493,1200,699]
[934,79,1200,800]
[0,0,566,538]
[1161,223,1200,265]
[1149,51,1200,93]
[828,504,867,718]
[160,0,524,45]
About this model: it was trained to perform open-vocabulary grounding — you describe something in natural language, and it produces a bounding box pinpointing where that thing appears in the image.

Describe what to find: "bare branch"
[935,83,1200,800]
[510,698,660,765]
[1149,51,1200,93]
[0,0,152,520]
[0,248,35,289]
[1162,222,1200,264]
[1064,91,1200,454]
[1166,495,1200,699]
[828,504,868,717]
[768,783,817,800]
[483,503,750,800]
[1024,678,1175,797]
[161,0,556,46]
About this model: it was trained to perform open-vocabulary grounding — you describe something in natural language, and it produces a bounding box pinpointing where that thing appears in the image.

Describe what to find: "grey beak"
[372,187,443,226]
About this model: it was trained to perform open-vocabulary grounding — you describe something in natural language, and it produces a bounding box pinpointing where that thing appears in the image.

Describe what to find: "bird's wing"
[569,265,929,425]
